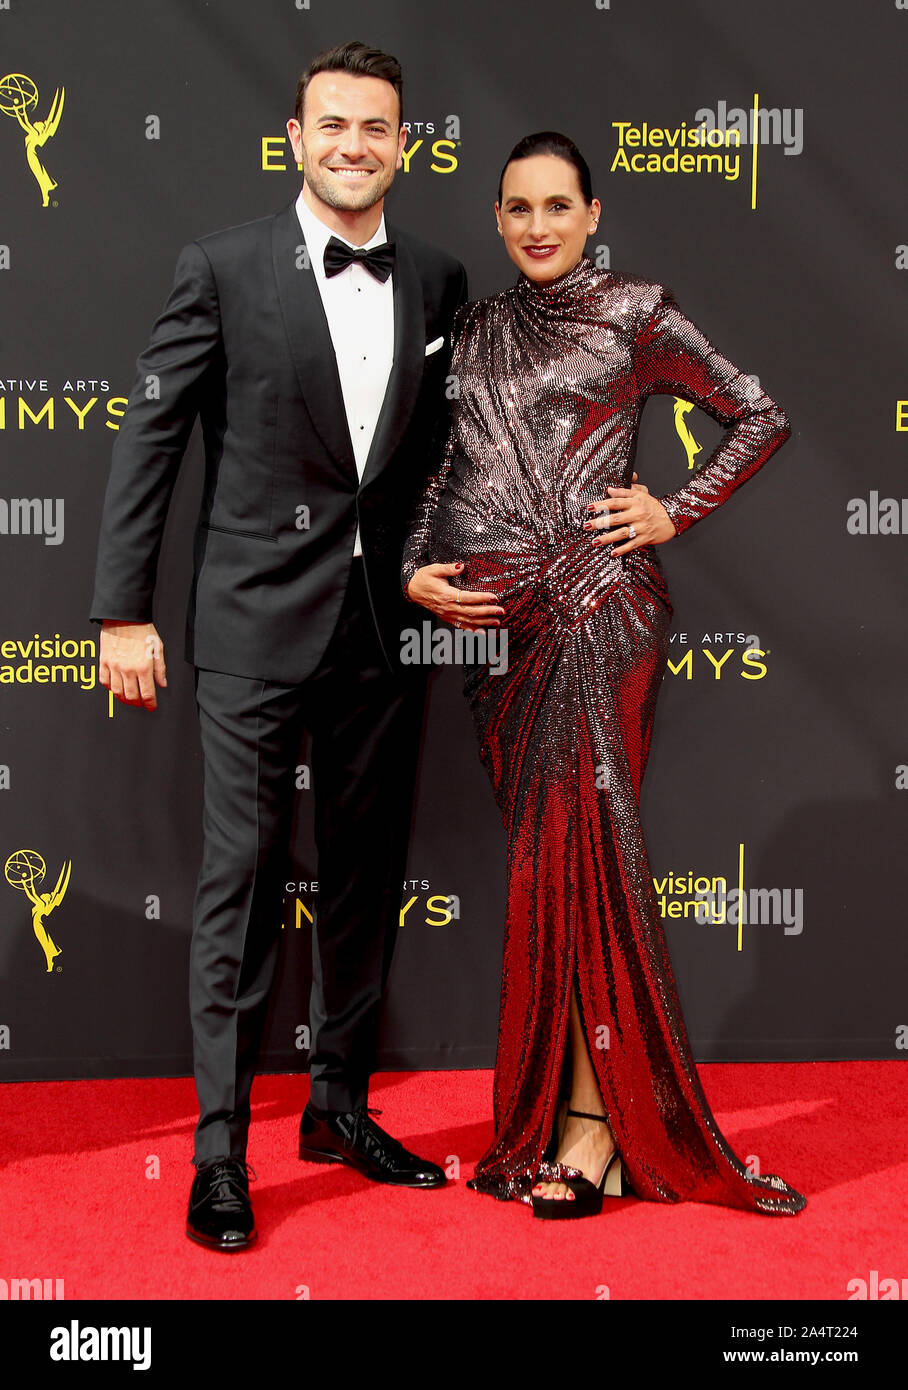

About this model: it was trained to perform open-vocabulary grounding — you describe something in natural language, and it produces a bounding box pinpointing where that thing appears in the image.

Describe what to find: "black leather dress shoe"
[186,1156,257,1250]
[298,1104,447,1188]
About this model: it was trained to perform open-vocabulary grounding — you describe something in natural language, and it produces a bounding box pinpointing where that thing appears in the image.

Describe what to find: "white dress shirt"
[295,190,395,558]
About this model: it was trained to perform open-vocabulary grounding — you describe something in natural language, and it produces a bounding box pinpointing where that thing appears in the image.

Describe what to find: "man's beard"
[300,152,396,213]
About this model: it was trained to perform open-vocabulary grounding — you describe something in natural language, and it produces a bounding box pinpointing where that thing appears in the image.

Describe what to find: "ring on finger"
[627,524,637,539]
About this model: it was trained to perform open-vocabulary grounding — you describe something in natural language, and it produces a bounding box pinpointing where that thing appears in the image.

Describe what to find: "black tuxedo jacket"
[90,200,467,683]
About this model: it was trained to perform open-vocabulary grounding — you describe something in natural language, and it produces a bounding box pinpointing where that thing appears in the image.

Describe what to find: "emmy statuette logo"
[673,398,702,471]
[5,849,71,971]
[0,73,65,206]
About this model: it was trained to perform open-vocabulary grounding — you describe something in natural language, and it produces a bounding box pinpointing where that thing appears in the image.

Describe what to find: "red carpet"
[2,1063,905,1300]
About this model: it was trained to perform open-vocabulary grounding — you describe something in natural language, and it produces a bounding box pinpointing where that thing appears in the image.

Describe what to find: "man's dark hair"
[295,40,404,128]
[497,131,593,206]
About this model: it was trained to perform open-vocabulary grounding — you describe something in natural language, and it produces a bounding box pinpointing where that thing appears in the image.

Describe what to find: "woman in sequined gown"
[402,132,805,1218]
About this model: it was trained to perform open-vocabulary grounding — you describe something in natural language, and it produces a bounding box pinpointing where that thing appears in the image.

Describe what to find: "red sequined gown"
[402,257,805,1214]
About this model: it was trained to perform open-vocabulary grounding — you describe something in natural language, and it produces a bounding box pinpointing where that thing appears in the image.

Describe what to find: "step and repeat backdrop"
[1,1,905,1081]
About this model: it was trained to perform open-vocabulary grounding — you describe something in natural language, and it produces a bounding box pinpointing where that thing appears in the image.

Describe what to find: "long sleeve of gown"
[400,301,473,596]
[400,422,458,596]
[634,287,791,536]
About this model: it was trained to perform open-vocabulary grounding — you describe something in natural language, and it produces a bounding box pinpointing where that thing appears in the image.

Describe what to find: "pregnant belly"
[443,525,671,637]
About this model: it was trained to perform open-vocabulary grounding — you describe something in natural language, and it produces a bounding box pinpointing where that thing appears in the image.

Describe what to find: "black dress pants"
[189,559,426,1163]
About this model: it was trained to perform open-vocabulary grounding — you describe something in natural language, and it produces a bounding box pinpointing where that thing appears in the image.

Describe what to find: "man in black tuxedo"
[90,41,493,1250]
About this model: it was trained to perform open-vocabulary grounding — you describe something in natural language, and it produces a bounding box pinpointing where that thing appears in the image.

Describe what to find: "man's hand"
[99,621,167,711]
[584,476,676,556]
[405,563,504,632]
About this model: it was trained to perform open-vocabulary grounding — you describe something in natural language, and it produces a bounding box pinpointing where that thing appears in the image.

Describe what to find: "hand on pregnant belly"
[405,562,506,632]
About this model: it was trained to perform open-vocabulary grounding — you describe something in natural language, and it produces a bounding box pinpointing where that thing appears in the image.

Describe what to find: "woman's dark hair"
[296,40,404,128]
[497,131,593,206]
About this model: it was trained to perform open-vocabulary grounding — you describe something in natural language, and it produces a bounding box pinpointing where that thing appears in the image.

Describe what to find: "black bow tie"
[323,236,396,283]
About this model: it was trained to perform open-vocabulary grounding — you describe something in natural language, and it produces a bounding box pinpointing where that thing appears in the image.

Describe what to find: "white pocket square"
[425,336,445,356]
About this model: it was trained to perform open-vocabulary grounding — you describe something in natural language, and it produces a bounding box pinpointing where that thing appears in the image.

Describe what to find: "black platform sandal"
[531,1109,627,1220]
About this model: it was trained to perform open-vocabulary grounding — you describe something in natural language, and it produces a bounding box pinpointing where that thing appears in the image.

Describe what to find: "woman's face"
[495,154,600,283]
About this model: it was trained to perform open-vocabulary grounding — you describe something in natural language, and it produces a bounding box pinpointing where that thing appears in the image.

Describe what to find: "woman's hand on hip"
[585,479,677,556]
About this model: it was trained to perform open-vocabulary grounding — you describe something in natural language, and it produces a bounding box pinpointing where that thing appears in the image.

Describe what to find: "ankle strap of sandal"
[566,1108,609,1124]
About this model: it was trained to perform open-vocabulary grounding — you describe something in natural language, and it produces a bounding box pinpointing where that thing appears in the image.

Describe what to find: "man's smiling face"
[289,70,406,214]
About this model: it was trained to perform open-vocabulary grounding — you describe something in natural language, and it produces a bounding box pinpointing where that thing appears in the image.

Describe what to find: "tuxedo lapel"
[359,226,426,491]
[271,202,358,483]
